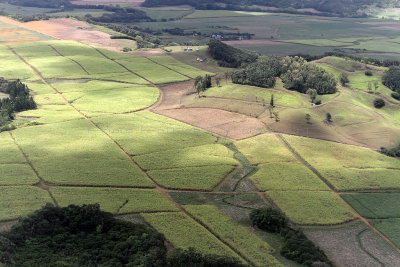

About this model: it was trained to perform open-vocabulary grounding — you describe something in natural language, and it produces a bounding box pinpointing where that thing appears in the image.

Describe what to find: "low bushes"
[373,98,385,108]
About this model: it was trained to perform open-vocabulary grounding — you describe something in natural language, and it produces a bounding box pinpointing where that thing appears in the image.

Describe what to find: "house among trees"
[184,47,193,51]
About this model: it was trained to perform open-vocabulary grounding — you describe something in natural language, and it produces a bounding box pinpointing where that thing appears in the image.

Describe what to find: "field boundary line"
[356,229,385,266]
[48,44,90,75]
[161,191,255,266]
[9,46,168,191]
[145,56,193,79]
[276,133,400,252]
[8,132,59,207]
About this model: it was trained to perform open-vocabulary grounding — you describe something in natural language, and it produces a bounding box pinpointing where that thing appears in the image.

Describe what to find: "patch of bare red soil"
[153,81,267,140]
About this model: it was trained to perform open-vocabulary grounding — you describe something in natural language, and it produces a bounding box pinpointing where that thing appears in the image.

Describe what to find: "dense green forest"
[0,204,247,267]
[0,79,36,127]
[208,39,258,68]
[142,0,400,16]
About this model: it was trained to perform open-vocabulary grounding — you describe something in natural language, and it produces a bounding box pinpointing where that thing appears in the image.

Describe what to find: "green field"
[92,112,218,155]
[50,187,178,214]
[12,119,153,187]
[142,212,242,259]
[371,219,400,248]
[0,164,38,185]
[148,165,235,190]
[342,193,400,218]
[284,135,400,191]
[184,205,282,266]
[267,191,357,225]
[252,162,329,191]
[0,186,53,221]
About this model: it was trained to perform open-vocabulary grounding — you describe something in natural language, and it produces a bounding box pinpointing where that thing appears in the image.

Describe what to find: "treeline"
[208,39,258,68]
[292,51,400,68]
[8,0,70,8]
[0,79,36,126]
[230,56,337,94]
[250,207,332,266]
[0,204,246,266]
[142,0,398,17]
[85,7,151,23]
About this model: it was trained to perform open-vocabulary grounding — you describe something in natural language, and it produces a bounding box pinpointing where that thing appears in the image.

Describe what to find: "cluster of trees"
[230,55,337,95]
[0,79,36,126]
[383,66,400,96]
[250,207,332,266]
[86,7,151,23]
[231,56,280,88]
[208,39,258,68]
[9,0,70,8]
[194,75,212,95]
[142,0,397,17]
[0,204,245,266]
[281,57,337,94]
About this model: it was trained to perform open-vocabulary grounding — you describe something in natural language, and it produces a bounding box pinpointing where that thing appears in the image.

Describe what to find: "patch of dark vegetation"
[0,204,246,267]
[0,78,36,127]
[9,0,70,8]
[142,0,396,17]
[231,56,280,88]
[373,98,385,108]
[291,52,400,68]
[194,75,213,95]
[380,144,400,157]
[250,208,332,267]
[383,66,400,93]
[86,7,151,23]
[208,39,258,68]
[229,54,337,94]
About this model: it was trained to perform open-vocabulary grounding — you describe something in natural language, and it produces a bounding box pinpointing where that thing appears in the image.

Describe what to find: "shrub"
[364,70,373,76]
[391,91,400,100]
[373,98,385,108]
[339,72,349,86]
[250,207,287,233]
[315,99,322,105]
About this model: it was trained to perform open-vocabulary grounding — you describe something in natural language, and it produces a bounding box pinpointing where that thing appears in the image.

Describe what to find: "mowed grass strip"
[0,186,53,221]
[236,134,296,164]
[142,212,242,260]
[267,191,358,225]
[116,57,188,84]
[0,132,25,163]
[342,193,400,219]
[63,86,159,113]
[148,165,235,191]
[148,56,214,78]
[135,144,238,170]
[12,119,153,187]
[50,187,178,214]
[251,162,330,191]
[284,135,400,191]
[184,205,282,267]
[0,164,39,185]
[371,218,400,248]
[92,112,217,155]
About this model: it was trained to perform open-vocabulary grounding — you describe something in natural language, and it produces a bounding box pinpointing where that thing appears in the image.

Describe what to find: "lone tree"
[306,88,317,103]
[305,114,311,124]
[339,72,349,86]
[216,77,221,87]
[270,94,275,108]
[273,111,280,122]
[374,81,379,94]
[326,112,332,122]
